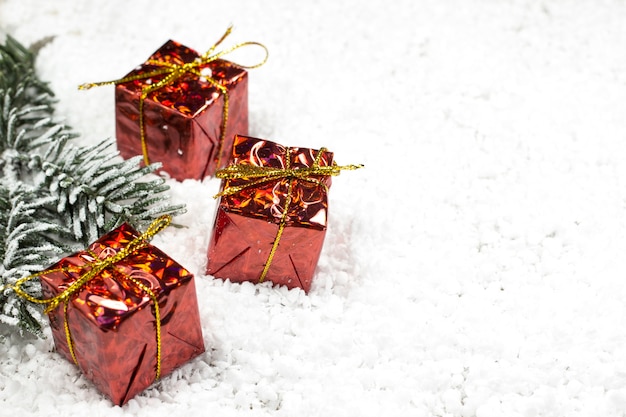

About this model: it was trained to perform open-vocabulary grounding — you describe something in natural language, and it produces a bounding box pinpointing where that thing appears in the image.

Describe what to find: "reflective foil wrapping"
[115,40,248,181]
[39,223,205,406]
[206,135,334,292]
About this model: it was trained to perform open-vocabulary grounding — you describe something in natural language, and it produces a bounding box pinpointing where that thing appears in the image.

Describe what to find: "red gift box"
[38,219,205,405]
[114,39,249,181]
[206,135,339,293]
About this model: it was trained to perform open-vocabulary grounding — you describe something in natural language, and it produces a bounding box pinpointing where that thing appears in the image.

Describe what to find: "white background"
[2,1,626,416]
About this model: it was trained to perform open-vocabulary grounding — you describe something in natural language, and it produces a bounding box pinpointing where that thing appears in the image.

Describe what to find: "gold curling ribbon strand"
[213,161,363,200]
[11,215,171,376]
[124,273,162,379]
[259,179,294,282]
[214,147,362,282]
[78,25,269,167]
[63,302,77,364]
[258,151,294,283]
[202,78,229,170]
[77,67,174,90]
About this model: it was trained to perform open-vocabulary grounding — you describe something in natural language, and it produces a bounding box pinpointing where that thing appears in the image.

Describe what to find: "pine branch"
[0,36,64,156]
[0,185,65,336]
[0,36,186,336]
[33,139,184,244]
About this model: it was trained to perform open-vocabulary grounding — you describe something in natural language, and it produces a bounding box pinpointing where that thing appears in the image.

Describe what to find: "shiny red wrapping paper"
[115,40,248,181]
[39,223,205,406]
[206,135,334,292]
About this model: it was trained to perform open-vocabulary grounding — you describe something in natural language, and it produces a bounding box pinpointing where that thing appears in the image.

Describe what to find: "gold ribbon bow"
[11,215,172,380]
[79,26,269,168]
[215,148,362,282]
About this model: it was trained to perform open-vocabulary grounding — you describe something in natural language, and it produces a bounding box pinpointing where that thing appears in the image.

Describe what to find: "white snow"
[2,0,626,416]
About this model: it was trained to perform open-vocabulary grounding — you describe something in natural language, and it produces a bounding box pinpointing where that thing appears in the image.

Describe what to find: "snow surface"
[2,0,626,416]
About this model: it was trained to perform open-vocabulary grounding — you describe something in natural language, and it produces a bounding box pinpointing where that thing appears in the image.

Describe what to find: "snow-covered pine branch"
[0,36,185,336]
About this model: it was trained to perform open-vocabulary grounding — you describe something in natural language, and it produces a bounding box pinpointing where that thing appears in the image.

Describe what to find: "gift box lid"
[218,135,334,230]
[39,223,193,331]
[116,40,247,117]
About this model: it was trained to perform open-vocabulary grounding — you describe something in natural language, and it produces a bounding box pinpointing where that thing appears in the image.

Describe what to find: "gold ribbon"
[215,148,362,282]
[11,215,172,380]
[79,26,269,169]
